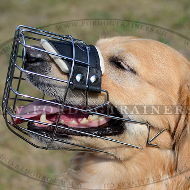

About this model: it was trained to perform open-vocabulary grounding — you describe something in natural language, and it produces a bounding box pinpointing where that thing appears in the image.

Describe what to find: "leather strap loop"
[46,39,102,93]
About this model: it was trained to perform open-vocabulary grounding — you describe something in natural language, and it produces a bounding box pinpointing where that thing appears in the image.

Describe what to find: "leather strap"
[47,39,102,93]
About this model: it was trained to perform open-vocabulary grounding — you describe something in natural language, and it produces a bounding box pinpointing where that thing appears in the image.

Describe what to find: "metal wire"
[2,25,165,156]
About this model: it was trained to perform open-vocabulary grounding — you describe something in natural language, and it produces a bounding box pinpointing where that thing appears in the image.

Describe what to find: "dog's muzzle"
[2,25,165,156]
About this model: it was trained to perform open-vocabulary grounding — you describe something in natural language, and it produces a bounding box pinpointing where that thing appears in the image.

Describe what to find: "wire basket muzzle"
[2,25,160,157]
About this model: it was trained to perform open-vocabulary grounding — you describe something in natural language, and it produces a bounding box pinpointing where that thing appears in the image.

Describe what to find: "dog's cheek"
[25,61,54,93]
[24,60,68,100]
[68,129,145,161]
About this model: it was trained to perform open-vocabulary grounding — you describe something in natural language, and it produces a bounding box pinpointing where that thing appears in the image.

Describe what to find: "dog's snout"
[24,46,44,63]
[23,45,52,71]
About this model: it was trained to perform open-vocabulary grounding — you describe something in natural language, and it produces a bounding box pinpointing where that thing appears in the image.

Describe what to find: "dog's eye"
[109,57,137,75]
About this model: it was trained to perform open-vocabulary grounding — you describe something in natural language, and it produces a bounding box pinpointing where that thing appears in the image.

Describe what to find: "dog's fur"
[25,36,190,189]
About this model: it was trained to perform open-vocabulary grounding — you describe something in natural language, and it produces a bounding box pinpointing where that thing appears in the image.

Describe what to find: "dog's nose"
[24,47,44,63]
[23,46,48,70]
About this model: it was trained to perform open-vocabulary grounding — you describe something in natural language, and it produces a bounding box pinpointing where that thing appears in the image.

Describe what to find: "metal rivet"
[76,74,83,82]
[90,75,98,83]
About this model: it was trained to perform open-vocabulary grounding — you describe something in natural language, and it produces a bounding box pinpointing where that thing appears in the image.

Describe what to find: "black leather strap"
[47,39,102,93]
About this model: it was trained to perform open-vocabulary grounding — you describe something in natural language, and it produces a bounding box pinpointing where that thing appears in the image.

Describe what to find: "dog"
[20,36,190,189]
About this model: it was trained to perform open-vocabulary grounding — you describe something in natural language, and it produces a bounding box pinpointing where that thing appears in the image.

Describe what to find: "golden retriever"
[18,36,190,189]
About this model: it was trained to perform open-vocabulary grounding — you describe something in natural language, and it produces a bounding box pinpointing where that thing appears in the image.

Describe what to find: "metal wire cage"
[2,25,164,156]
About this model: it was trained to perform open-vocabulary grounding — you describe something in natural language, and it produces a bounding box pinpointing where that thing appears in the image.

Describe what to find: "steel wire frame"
[2,25,165,157]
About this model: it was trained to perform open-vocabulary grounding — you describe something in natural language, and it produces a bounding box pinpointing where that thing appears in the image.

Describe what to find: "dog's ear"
[173,79,190,178]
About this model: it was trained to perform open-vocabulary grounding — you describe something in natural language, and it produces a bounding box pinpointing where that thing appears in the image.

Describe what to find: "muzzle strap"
[41,39,103,93]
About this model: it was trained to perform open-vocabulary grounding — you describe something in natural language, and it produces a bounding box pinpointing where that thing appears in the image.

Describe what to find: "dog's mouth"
[13,100,124,138]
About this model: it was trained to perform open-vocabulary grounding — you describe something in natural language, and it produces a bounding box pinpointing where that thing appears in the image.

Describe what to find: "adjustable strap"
[41,39,103,93]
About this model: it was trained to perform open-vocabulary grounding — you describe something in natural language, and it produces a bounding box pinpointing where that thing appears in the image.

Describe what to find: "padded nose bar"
[41,39,105,93]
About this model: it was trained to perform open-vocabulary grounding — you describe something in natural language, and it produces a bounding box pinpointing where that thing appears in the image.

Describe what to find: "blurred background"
[0,0,190,189]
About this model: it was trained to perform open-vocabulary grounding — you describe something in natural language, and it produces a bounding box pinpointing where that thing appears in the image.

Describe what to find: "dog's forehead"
[97,36,190,101]
[96,37,157,65]
[96,36,188,76]
[97,37,166,58]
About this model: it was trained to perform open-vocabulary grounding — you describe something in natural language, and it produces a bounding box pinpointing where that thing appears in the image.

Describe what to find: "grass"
[0,0,190,189]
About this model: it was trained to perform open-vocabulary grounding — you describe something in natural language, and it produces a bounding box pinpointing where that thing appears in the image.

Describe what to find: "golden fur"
[26,36,190,189]
[67,37,190,189]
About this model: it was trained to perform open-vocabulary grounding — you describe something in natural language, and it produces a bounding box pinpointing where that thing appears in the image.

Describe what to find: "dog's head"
[16,36,190,161]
